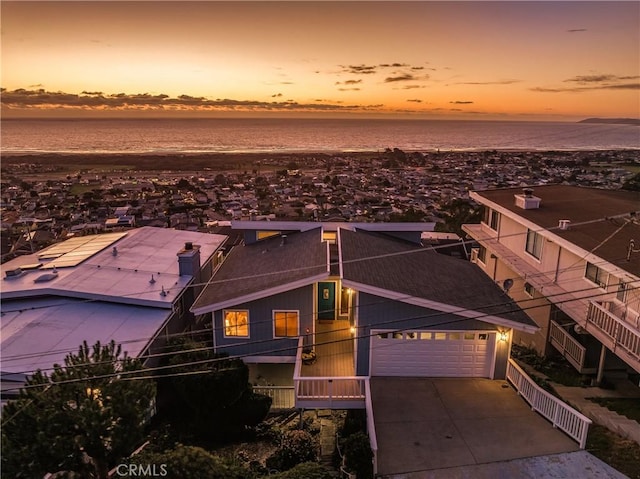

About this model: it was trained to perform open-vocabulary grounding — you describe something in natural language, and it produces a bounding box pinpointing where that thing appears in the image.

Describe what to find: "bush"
[269,462,334,479]
[344,431,374,479]
[135,444,252,479]
[266,430,318,471]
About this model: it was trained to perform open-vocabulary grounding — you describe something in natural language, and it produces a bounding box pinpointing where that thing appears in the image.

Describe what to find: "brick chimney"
[177,242,201,278]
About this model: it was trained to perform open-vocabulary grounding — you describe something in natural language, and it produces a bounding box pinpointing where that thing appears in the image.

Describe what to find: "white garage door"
[370,330,495,377]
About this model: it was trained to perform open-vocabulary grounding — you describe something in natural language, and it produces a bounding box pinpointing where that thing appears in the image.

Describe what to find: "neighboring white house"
[0,227,227,403]
[463,185,640,382]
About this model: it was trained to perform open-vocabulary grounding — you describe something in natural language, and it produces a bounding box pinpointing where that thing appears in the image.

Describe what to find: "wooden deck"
[301,320,355,377]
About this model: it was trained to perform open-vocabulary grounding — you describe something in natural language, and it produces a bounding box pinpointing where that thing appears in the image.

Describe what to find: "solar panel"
[40,232,128,269]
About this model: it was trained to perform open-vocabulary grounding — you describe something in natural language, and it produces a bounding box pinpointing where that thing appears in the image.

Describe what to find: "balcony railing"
[293,337,366,409]
[507,359,591,448]
[586,301,640,362]
[549,320,588,372]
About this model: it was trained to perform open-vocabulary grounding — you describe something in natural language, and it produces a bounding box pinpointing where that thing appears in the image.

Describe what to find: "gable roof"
[339,228,537,332]
[191,227,328,314]
[473,185,640,277]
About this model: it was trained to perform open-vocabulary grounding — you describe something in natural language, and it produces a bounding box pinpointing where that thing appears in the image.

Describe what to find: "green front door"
[317,282,336,320]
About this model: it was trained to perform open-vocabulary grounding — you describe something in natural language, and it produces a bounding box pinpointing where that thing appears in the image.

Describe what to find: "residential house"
[1,227,227,403]
[191,221,537,410]
[462,185,640,382]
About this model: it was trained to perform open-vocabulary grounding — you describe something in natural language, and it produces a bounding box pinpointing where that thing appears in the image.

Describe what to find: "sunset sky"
[2,1,639,120]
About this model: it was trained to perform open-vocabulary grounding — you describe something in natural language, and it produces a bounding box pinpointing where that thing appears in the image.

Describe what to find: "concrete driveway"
[370,377,586,477]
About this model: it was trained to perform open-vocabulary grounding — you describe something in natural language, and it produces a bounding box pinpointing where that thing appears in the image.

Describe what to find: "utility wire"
[2,209,636,317]
[1,272,635,373]
[3,283,638,395]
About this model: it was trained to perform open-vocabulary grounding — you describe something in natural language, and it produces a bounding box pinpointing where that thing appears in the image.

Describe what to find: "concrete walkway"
[552,379,640,446]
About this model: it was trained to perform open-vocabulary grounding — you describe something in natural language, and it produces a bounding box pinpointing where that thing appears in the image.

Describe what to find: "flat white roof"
[1,227,227,308]
[1,297,169,380]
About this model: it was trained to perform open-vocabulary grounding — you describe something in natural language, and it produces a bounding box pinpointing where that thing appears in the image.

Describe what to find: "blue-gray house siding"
[355,292,498,376]
[213,285,314,359]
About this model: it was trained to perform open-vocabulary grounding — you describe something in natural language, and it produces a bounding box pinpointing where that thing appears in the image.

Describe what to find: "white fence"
[506,358,591,448]
[549,320,587,371]
[587,301,640,361]
[253,385,295,409]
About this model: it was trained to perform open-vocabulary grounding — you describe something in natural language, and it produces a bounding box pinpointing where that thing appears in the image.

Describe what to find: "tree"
[134,444,251,479]
[435,198,482,237]
[1,341,156,479]
[621,172,640,191]
[159,338,271,442]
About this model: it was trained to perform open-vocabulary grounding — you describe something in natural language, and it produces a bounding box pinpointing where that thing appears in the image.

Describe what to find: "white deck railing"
[587,301,640,361]
[549,320,587,371]
[364,378,378,476]
[253,385,295,409]
[506,358,591,449]
[293,336,366,408]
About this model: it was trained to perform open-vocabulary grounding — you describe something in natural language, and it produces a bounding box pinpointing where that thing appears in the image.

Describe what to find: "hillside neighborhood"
[1,150,639,479]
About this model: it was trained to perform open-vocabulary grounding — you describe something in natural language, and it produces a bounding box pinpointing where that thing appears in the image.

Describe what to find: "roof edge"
[342,280,539,333]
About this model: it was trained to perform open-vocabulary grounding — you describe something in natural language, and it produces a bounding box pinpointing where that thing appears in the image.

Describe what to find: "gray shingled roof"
[192,227,328,312]
[340,228,536,328]
[477,185,640,275]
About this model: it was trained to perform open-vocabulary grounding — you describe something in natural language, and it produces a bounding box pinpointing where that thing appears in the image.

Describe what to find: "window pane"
[274,311,298,337]
[478,245,487,263]
[420,332,432,340]
[464,333,475,340]
[434,332,446,340]
[526,229,542,259]
[449,333,461,340]
[224,310,248,337]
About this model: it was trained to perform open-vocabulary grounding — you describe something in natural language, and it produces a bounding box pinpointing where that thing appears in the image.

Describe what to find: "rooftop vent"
[34,270,59,283]
[4,268,24,279]
[112,246,118,256]
[280,234,288,246]
[514,188,541,210]
[185,241,193,250]
[558,219,571,230]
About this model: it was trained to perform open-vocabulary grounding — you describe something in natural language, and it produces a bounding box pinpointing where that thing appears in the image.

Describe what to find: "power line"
[2,210,635,318]
[1,270,634,374]
[3,283,638,395]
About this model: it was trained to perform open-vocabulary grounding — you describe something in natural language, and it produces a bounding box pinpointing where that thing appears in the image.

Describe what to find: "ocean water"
[1,118,638,154]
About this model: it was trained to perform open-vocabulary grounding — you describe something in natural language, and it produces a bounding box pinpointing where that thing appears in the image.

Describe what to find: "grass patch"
[589,398,640,422]
[587,424,640,479]
[68,183,99,196]
[511,345,588,387]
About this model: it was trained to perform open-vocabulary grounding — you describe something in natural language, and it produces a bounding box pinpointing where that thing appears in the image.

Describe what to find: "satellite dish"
[502,278,514,292]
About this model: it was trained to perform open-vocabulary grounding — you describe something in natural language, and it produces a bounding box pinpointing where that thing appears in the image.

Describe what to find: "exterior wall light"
[499,331,509,342]
[350,326,356,335]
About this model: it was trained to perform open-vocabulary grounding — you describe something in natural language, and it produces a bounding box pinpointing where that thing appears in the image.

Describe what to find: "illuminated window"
[274,311,299,337]
[322,231,337,244]
[224,310,249,337]
[257,231,280,240]
[464,333,475,340]
[434,333,446,340]
[420,332,432,340]
[449,333,461,340]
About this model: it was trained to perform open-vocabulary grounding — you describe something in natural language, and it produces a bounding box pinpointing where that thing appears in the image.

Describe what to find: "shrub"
[266,429,318,471]
[344,431,374,479]
[269,461,334,479]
